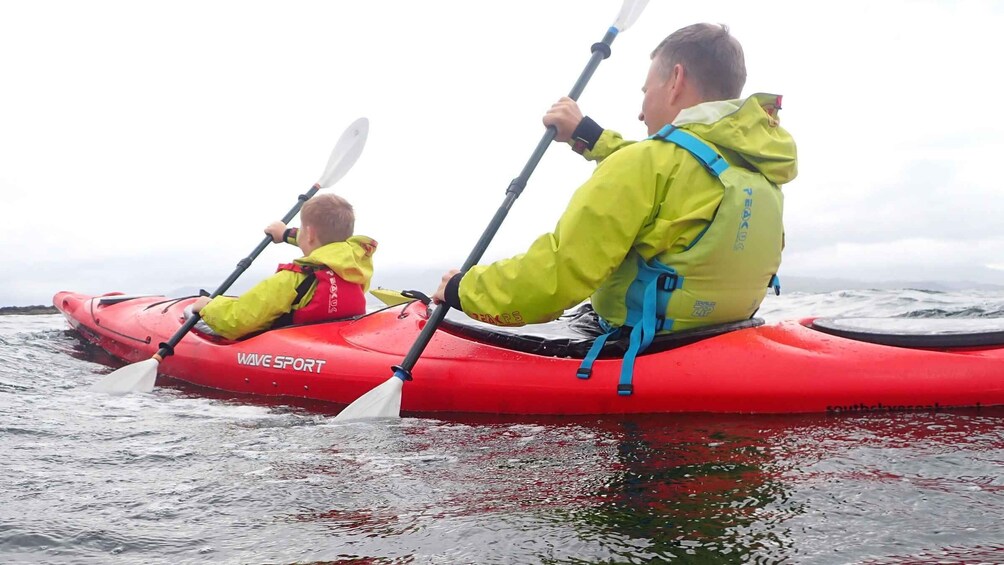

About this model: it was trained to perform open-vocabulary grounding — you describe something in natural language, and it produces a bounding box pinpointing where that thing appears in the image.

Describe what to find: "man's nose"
[638,112,645,122]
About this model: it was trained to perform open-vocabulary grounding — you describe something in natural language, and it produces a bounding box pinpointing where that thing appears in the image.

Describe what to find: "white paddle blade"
[317,117,369,188]
[611,0,650,32]
[90,358,159,394]
[332,376,403,421]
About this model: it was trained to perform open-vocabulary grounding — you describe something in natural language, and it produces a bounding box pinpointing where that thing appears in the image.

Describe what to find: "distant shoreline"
[0,305,59,316]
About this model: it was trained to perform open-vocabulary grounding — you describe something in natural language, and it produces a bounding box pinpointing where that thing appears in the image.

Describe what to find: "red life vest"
[275,263,367,325]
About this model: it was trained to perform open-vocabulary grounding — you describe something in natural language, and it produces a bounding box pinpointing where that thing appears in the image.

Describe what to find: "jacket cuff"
[444,273,463,311]
[570,116,603,154]
[283,227,299,245]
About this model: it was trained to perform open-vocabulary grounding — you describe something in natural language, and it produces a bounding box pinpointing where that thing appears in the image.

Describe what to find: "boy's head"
[299,194,354,252]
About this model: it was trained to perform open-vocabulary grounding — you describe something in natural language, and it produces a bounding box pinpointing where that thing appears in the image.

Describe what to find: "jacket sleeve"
[199,271,301,340]
[580,130,636,163]
[567,117,636,163]
[458,143,657,326]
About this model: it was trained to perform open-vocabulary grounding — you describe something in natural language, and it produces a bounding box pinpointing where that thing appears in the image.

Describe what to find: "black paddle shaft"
[155,184,323,358]
[394,28,620,379]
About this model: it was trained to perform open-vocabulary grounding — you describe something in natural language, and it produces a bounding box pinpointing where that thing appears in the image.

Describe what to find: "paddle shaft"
[155,184,322,358]
[393,28,620,379]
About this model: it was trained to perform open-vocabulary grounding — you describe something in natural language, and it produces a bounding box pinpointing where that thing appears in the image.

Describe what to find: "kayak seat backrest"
[441,307,763,359]
[810,317,1004,349]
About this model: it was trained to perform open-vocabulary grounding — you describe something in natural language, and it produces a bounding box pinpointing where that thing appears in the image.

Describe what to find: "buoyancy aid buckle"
[659,272,682,292]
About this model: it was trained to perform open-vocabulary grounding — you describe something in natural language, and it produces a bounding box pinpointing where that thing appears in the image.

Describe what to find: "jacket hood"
[675,93,797,185]
[297,235,377,289]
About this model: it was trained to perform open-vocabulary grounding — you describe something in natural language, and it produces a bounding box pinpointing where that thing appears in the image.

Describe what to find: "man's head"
[298,193,355,255]
[639,23,746,135]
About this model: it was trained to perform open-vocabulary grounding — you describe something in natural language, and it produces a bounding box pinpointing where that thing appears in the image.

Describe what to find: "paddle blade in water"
[611,0,649,32]
[317,117,369,188]
[332,375,403,422]
[90,358,159,394]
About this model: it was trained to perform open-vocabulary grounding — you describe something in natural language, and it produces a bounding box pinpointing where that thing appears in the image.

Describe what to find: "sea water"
[2,290,1003,564]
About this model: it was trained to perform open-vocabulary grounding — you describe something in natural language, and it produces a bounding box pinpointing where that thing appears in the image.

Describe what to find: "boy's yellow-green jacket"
[456,93,798,330]
[200,235,377,340]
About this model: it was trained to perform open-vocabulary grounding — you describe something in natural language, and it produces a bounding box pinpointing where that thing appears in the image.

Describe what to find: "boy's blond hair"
[301,193,354,244]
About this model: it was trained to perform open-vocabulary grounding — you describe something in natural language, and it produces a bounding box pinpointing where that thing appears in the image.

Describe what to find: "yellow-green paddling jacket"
[457,93,797,330]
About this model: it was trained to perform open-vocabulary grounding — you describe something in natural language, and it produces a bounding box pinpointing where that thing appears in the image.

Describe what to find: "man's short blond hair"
[651,23,746,101]
[301,193,354,244]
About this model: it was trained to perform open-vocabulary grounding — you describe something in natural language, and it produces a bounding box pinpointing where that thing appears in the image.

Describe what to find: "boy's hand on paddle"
[264,221,287,243]
[543,96,584,143]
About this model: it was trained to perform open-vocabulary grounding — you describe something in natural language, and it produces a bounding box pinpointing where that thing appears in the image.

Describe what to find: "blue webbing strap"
[576,327,619,380]
[652,125,729,177]
[617,277,657,395]
[769,274,781,296]
[617,268,681,395]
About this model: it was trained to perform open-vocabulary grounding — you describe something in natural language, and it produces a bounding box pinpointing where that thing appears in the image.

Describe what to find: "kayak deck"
[811,317,1004,348]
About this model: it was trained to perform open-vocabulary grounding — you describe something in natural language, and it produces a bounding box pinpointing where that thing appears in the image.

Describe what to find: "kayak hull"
[54,291,1004,415]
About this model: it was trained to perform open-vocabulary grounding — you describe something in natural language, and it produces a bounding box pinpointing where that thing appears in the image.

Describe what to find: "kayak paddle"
[332,0,650,422]
[91,117,370,394]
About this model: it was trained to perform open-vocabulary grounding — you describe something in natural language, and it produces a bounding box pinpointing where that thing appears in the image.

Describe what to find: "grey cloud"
[786,158,1003,252]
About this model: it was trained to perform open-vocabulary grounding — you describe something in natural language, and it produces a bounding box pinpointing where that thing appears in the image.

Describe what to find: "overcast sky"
[3,0,1004,306]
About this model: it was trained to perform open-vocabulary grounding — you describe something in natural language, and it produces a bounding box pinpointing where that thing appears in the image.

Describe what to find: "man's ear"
[667,63,685,103]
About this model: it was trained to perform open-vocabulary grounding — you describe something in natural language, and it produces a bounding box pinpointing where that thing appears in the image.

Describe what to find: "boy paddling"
[192,194,377,340]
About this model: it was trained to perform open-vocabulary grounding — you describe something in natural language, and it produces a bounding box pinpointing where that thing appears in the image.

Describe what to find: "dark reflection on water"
[565,417,793,563]
[1,316,1004,564]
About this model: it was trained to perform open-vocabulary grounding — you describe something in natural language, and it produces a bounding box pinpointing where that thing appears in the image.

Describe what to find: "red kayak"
[54,290,1004,415]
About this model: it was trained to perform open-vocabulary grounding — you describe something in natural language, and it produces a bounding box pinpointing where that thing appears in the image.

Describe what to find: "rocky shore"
[0,305,59,315]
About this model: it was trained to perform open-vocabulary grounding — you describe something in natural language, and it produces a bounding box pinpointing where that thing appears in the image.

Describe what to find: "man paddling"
[433,24,797,364]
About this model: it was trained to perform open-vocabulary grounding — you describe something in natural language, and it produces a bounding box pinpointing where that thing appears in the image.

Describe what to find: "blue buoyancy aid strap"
[575,326,620,380]
[651,125,730,177]
[576,256,682,395]
[618,258,681,395]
